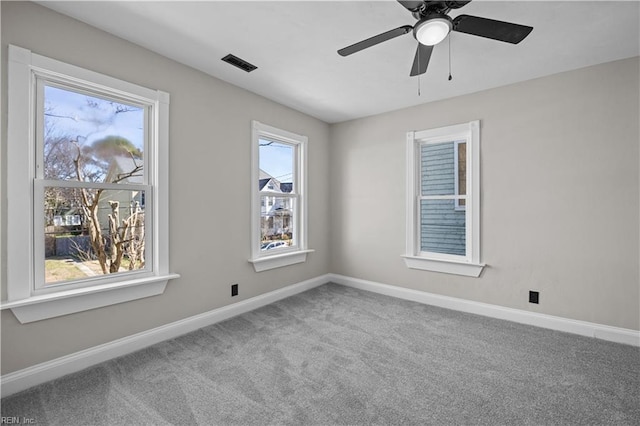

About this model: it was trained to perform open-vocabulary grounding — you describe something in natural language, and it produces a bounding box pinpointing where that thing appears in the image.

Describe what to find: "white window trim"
[2,45,179,323]
[402,120,485,277]
[249,121,313,272]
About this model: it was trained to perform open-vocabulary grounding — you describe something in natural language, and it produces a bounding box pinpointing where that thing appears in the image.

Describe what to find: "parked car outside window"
[261,241,287,251]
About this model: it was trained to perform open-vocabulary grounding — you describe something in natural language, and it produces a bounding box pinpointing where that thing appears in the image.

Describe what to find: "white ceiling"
[39,1,640,124]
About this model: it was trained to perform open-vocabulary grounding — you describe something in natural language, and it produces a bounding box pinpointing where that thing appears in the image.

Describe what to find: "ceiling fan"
[337,0,533,77]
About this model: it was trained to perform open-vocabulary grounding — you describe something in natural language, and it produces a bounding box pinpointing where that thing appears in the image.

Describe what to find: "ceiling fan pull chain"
[448,34,453,81]
[417,45,421,96]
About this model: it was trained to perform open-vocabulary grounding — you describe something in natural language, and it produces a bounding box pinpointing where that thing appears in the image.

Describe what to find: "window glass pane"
[43,85,144,184]
[457,141,467,207]
[457,141,466,197]
[260,195,295,250]
[457,142,467,195]
[258,139,296,253]
[258,139,294,191]
[421,141,457,196]
[420,199,466,256]
[44,186,146,285]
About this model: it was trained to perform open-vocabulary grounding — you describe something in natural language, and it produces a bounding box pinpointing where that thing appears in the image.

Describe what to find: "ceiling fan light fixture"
[414,15,452,46]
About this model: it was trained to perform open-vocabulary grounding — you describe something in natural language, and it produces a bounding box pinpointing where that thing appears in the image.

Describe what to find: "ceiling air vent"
[221,54,257,73]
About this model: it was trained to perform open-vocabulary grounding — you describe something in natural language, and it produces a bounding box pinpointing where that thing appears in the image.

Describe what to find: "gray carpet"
[2,283,639,425]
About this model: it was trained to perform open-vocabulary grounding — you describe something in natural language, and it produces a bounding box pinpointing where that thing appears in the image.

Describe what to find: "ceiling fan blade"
[410,43,433,76]
[397,0,424,13]
[452,14,533,44]
[338,25,413,56]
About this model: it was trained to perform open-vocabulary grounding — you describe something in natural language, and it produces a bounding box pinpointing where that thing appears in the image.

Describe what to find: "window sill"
[402,255,485,277]
[0,274,180,323]
[249,249,314,272]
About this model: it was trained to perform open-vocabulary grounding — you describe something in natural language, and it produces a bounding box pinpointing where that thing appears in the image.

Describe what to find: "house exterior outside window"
[403,120,484,277]
[259,172,294,241]
[249,121,313,272]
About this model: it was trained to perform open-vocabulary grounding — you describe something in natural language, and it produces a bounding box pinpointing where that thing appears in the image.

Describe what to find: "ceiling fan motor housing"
[411,1,471,20]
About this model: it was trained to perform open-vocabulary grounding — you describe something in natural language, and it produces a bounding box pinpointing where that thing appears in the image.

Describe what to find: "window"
[37,84,149,289]
[249,121,313,272]
[3,45,178,323]
[403,120,484,277]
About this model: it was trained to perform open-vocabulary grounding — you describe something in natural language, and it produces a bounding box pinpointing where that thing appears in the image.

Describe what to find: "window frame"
[249,121,313,272]
[2,45,178,323]
[403,120,485,277]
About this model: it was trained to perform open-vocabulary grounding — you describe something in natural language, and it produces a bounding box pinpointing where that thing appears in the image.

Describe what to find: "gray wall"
[330,56,639,331]
[0,2,331,374]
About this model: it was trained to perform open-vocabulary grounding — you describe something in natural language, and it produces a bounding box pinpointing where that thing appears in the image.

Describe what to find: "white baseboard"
[328,273,640,347]
[3,272,638,398]
[0,274,329,398]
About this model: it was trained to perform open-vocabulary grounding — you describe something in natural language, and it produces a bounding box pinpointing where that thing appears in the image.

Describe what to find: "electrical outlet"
[231,284,238,297]
[529,291,539,304]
